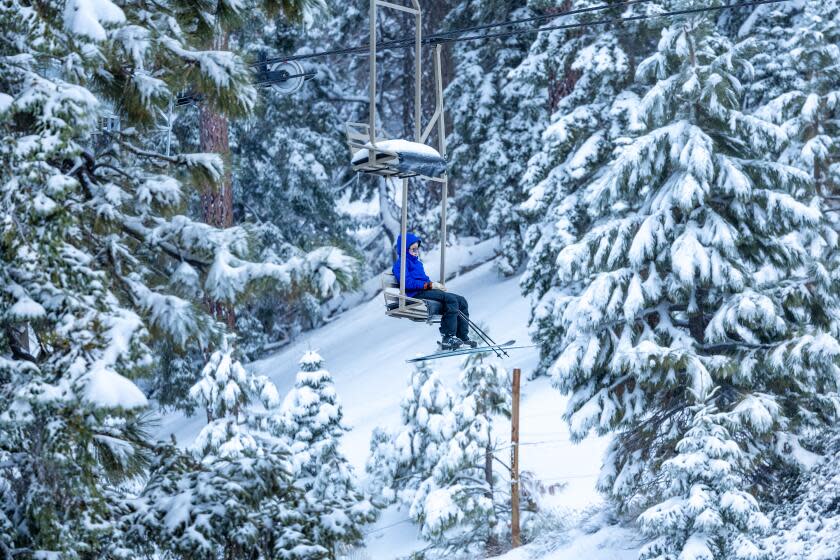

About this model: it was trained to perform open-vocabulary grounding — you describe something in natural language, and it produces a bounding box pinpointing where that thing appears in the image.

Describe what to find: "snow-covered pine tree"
[446,0,537,275]
[367,355,511,556]
[277,351,375,557]
[126,343,327,559]
[367,361,455,506]
[765,425,840,560]
[739,1,806,110]
[0,0,351,553]
[639,399,771,560]
[517,1,645,376]
[755,0,840,214]
[189,341,280,453]
[532,4,840,558]
[0,0,245,554]
[420,352,512,555]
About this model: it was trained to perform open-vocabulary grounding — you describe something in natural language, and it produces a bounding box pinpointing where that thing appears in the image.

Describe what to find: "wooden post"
[511,367,521,548]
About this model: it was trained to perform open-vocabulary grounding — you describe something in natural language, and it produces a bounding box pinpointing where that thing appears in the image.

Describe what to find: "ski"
[406,340,517,363]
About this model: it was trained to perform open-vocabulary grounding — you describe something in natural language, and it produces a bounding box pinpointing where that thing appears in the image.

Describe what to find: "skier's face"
[408,242,420,256]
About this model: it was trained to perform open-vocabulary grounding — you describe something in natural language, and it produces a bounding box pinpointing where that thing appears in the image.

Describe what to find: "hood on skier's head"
[395,232,422,259]
[392,231,430,297]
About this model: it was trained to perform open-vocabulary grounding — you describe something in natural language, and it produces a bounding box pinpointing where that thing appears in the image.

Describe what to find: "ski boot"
[458,337,478,349]
[439,335,462,351]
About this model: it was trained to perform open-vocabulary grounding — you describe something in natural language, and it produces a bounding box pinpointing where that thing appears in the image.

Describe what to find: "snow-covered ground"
[492,525,641,560]
[157,258,622,558]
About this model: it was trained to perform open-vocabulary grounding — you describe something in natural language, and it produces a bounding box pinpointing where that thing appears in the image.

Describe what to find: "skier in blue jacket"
[392,232,476,350]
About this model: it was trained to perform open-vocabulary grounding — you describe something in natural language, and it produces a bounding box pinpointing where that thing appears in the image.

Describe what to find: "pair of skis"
[406,339,519,363]
[407,309,531,363]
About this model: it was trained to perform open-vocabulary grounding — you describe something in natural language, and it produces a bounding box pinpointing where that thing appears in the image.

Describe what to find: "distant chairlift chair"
[346,0,450,323]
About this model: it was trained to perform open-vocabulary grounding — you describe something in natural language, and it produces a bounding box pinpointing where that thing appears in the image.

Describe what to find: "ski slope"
[156,258,614,558]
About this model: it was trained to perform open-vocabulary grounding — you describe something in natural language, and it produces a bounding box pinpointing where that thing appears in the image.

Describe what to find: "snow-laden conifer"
[415,352,512,556]
[189,341,280,456]
[741,1,806,109]
[126,342,326,559]
[0,1,339,552]
[639,399,770,560]
[278,351,376,556]
[765,427,840,560]
[517,2,642,374]
[367,361,454,506]
[446,0,542,275]
[754,0,840,216]
[367,354,512,556]
[526,4,840,558]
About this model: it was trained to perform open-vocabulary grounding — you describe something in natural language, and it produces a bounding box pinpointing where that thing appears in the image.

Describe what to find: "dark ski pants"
[416,289,470,339]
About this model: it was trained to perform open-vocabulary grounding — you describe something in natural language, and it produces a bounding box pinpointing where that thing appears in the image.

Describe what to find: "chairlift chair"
[381,272,443,323]
[347,0,450,322]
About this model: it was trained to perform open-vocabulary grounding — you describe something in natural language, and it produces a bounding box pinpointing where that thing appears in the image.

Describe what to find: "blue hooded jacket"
[392,232,430,297]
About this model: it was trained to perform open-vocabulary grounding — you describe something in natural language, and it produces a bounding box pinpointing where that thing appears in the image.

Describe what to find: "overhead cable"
[255,0,658,65]
[256,0,788,67]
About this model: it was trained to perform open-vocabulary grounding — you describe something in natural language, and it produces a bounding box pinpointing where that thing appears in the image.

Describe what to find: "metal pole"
[369,0,377,145]
[411,2,421,301]
[434,45,447,284]
[412,0,422,143]
[435,44,446,158]
[399,178,408,305]
[511,367,521,548]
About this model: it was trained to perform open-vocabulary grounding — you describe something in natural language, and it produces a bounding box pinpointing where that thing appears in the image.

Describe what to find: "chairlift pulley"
[257,60,314,94]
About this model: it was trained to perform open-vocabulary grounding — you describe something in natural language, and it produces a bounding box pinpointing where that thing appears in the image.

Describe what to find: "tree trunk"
[200,104,233,229]
[200,31,236,330]
[379,179,401,247]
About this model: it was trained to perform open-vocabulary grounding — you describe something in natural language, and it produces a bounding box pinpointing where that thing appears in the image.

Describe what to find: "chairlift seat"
[381,273,442,322]
[346,123,447,179]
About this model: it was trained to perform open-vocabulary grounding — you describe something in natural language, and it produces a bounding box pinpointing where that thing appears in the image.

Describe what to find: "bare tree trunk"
[200,105,233,229]
[379,179,401,246]
[200,31,236,330]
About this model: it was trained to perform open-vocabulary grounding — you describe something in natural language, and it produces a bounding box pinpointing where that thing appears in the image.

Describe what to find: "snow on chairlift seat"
[351,139,447,178]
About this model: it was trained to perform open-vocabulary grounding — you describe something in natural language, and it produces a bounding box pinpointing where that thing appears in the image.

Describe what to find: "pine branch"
[445,473,491,489]
[700,340,777,352]
[589,303,686,333]
[120,219,210,270]
[120,140,181,164]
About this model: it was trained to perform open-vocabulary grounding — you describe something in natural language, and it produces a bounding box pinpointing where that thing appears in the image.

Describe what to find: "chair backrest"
[346,122,391,156]
[380,272,435,321]
[381,271,399,290]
